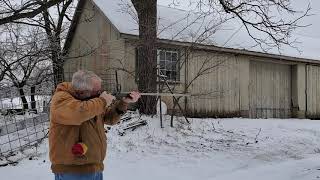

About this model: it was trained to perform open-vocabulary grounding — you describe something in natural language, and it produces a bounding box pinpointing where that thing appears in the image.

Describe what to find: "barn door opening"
[249,61,292,118]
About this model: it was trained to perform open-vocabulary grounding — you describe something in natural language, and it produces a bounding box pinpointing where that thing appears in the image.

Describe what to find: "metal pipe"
[114,92,191,97]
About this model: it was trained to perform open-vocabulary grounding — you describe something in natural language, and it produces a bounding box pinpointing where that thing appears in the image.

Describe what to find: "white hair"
[71,70,102,91]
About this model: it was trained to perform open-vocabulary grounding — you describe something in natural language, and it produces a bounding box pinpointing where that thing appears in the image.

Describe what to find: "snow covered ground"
[0,95,50,127]
[1,115,320,180]
[0,95,51,110]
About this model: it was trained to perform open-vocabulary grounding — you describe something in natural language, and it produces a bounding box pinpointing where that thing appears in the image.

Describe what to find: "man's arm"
[51,91,107,125]
[104,100,128,125]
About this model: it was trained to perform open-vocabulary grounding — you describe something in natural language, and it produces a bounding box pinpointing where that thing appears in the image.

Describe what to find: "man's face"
[73,78,102,100]
[90,79,102,98]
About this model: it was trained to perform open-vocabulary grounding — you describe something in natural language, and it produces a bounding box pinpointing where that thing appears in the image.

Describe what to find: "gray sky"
[293,0,320,38]
[157,0,320,39]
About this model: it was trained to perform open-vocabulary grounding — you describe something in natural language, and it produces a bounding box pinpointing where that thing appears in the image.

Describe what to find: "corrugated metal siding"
[306,65,320,118]
[186,51,241,117]
[249,61,292,118]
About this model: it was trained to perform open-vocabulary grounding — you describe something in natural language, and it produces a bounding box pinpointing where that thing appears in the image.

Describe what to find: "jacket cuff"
[98,97,107,107]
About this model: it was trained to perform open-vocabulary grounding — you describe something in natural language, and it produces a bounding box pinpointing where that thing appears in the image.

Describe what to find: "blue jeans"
[55,172,103,180]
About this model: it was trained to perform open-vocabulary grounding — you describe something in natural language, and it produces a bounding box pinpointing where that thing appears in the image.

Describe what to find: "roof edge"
[120,33,320,65]
[63,0,123,56]
[62,0,86,55]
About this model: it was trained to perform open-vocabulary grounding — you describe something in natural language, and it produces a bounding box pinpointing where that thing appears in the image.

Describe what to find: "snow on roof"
[92,0,320,61]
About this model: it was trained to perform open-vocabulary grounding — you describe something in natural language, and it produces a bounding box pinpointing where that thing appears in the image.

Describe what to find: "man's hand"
[100,91,116,106]
[123,91,141,104]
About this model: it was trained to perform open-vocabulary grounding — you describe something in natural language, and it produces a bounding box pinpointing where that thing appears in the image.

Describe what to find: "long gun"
[112,92,191,99]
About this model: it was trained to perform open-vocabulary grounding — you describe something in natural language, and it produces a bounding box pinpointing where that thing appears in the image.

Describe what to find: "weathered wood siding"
[121,41,138,92]
[186,51,241,117]
[249,61,292,118]
[64,0,123,92]
[306,65,320,118]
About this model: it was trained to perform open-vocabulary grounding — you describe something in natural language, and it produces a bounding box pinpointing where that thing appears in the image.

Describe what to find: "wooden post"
[157,67,163,128]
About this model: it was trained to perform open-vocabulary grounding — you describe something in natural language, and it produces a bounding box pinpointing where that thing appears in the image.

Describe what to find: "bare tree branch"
[215,0,311,51]
[0,0,65,25]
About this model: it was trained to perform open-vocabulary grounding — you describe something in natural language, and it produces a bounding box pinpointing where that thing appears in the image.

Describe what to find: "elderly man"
[49,70,140,180]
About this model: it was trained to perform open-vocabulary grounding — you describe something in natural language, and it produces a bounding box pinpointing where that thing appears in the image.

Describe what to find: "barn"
[63,0,320,119]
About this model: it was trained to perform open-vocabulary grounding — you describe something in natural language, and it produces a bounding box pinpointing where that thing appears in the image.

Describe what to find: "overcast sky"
[5,0,319,39]
[157,0,320,39]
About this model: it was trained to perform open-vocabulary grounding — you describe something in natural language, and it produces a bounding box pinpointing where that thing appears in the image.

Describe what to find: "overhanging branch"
[0,0,65,25]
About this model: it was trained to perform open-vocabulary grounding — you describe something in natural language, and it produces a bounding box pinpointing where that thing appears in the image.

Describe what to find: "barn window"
[157,49,180,82]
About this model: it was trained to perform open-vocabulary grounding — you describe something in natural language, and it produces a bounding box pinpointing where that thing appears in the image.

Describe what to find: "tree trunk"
[53,56,64,87]
[43,10,64,87]
[51,35,64,87]
[30,86,37,112]
[132,0,158,115]
[18,87,29,110]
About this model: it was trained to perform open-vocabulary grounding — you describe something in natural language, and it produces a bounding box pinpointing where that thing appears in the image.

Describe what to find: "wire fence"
[0,82,52,157]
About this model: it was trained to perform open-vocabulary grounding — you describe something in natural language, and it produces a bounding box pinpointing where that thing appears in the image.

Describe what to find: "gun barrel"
[114,92,190,97]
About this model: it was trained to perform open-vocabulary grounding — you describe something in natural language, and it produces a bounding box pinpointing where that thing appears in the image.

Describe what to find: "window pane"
[172,71,177,81]
[166,71,172,80]
[172,61,178,71]
[160,60,165,69]
[160,51,165,60]
[166,61,173,70]
[172,53,177,62]
[166,52,172,61]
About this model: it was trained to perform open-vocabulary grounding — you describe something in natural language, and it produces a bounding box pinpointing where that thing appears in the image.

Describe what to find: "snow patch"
[1,115,320,180]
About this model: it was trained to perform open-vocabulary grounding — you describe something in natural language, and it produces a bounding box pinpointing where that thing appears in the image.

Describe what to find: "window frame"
[157,49,180,83]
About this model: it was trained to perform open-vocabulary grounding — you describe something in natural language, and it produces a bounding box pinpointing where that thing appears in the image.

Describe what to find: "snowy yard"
[0,95,51,110]
[1,116,320,180]
[0,95,50,126]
